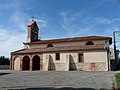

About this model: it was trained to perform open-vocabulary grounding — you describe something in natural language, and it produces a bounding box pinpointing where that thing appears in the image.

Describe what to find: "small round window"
[47,44,53,48]
[86,41,94,45]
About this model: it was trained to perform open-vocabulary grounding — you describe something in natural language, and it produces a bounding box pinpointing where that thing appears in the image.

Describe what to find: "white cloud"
[10,12,28,32]
[59,11,70,25]
[0,10,28,57]
[0,1,48,57]
[94,17,112,24]
[0,2,14,9]
[0,27,26,57]
[59,11,120,37]
[0,1,47,57]
[59,11,96,36]
[35,19,47,28]
[59,11,69,16]
[0,8,48,57]
[59,11,120,53]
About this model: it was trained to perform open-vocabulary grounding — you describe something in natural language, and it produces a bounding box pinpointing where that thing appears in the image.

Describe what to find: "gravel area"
[0,70,117,90]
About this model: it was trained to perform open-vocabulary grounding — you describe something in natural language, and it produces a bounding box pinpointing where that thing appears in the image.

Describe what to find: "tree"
[0,56,10,65]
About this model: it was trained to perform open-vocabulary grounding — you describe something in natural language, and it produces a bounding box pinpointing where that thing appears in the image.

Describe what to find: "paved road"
[0,70,117,90]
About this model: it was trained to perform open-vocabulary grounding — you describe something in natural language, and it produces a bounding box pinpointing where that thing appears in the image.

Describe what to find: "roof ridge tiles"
[24,36,112,45]
[12,44,106,55]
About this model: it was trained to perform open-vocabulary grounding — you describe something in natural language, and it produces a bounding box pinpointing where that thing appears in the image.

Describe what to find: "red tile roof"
[24,36,112,45]
[11,44,107,55]
[28,20,36,27]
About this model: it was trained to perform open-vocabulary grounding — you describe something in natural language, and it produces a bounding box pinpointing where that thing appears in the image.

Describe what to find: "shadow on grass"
[0,73,10,76]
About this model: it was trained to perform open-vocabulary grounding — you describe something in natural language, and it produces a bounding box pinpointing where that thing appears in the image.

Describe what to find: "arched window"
[47,44,53,48]
[86,41,94,45]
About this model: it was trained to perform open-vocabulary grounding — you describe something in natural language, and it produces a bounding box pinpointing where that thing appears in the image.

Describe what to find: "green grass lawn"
[115,73,120,89]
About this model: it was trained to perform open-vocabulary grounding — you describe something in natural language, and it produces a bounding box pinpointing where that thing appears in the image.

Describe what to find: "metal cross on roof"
[32,16,34,21]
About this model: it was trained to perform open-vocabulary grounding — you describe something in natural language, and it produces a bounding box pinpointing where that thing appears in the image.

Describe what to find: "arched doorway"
[32,55,40,70]
[14,57,20,70]
[22,56,30,70]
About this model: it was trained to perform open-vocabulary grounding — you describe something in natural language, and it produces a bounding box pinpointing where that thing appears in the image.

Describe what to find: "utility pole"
[113,31,117,70]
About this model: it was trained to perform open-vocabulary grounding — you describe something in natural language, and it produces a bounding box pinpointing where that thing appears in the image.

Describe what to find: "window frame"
[78,54,84,63]
[56,53,60,60]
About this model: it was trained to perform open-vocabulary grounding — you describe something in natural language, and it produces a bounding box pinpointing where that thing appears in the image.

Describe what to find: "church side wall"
[81,51,108,71]
[43,53,70,71]
[43,50,108,71]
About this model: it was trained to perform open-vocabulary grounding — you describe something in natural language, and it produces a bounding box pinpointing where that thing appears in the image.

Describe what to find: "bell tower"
[27,20,39,43]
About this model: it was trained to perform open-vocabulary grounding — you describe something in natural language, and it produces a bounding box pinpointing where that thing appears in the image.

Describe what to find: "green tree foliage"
[0,56,10,65]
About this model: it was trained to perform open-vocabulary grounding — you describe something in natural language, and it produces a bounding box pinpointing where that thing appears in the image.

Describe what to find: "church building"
[10,20,113,71]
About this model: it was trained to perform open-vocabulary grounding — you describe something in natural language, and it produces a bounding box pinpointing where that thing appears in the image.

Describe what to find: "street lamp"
[113,31,120,70]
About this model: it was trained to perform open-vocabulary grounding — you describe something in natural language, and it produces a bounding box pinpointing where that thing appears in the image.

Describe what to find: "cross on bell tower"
[32,16,34,21]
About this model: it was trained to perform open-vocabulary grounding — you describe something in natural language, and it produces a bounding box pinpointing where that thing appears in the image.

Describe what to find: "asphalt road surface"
[0,70,117,90]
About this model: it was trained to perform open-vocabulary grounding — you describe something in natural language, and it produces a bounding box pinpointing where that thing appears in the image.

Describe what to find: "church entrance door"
[32,55,40,70]
[22,56,30,70]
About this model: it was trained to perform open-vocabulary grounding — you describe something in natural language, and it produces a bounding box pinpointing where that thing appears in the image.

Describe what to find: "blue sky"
[0,0,120,57]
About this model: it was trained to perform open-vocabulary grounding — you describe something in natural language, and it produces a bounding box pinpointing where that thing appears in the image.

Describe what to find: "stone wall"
[75,62,107,71]
[49,63,65,71]
[48,62,107,71]
[0,65,9,70]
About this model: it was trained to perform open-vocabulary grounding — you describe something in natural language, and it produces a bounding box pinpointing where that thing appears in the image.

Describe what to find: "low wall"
[0,65,10,70]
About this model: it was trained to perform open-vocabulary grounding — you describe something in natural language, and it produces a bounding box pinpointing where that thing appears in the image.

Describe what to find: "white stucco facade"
[42,50,108,71]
